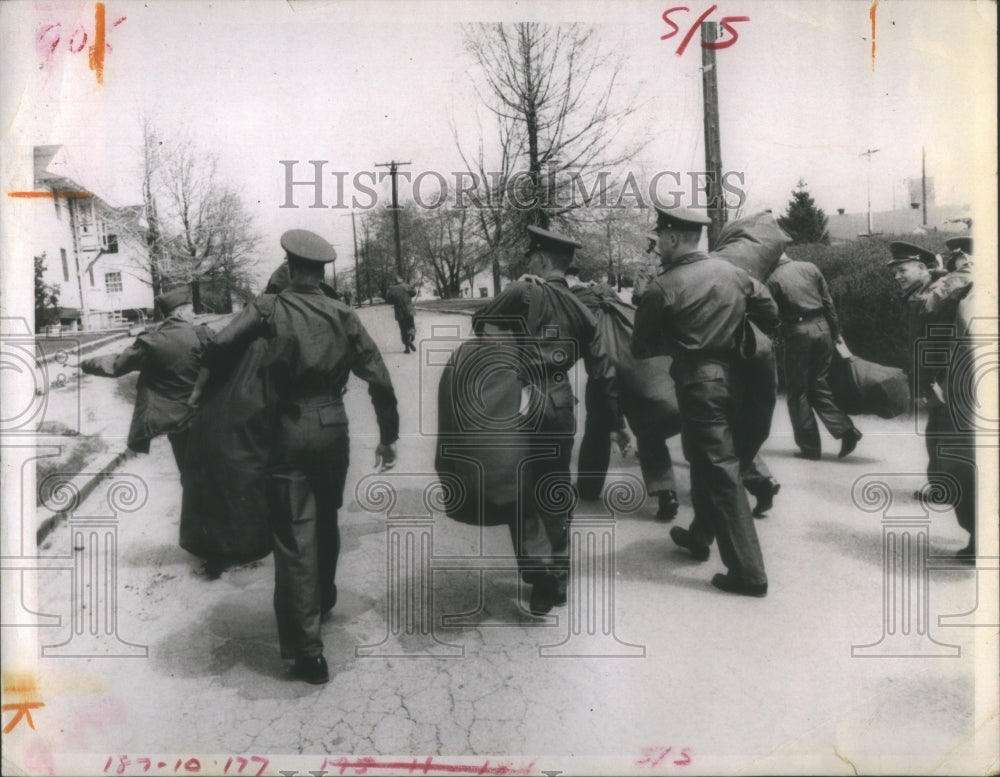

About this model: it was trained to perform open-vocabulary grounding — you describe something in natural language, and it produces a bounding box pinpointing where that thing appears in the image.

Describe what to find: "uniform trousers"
[577,378,625,500]
[674,355,767,586]
[783,318,854,454]
[166,429,190,472]
[396,315,416,349]
[925,402,976,546]
[506,406,575,590]
[267,400,350,659]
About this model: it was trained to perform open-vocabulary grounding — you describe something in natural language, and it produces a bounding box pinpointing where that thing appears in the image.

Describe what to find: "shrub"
[786,233,954,369]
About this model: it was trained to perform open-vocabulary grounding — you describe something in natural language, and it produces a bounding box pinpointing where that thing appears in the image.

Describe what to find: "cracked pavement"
[8,306,997,775]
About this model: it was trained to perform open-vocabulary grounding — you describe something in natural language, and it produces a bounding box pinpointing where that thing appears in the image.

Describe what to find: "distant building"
[32,145,154,330]
[826,203,972,243]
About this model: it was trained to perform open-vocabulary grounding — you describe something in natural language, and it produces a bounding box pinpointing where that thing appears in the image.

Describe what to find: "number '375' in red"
[661,5,750,56]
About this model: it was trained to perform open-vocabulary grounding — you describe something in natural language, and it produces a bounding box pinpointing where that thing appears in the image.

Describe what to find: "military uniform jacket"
[202,284,400,445]
[385,283,417,321]
[901,259,974,396]
[631,251,779,362]
[83,317,210,453]
[766,256,840,338]
[472,277,619,423]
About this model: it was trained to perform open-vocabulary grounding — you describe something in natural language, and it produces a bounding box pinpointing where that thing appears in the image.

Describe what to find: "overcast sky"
[2,0,996,284]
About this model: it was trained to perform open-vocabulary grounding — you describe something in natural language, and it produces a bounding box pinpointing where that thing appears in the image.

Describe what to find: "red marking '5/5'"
[661,5,749,56]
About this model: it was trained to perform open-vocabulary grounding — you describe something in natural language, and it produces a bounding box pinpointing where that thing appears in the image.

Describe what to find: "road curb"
[36,446,136,546]
[37,331,132,365]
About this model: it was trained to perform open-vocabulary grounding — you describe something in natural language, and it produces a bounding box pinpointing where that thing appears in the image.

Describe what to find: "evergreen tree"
[778,179,830,244]
[34,253,61,330]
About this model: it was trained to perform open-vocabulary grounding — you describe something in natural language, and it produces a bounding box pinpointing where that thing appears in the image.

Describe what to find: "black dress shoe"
[838,428,863,458]
[752,478,780,518]
[291,655,329,684]
[656,490,679,522]
[204,557,227,580]
[711,573,767,598]
[529,576,558,616]
[669,526,710,562]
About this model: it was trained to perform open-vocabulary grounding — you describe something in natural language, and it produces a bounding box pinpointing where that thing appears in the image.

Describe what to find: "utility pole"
[861,148,879,235]
[921,146,927,227]
[375,160,411,278]
[701,21,725,250]
[351,211,360,307]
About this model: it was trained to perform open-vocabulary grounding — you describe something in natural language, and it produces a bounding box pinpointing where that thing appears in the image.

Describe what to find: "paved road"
[9,305,996,776]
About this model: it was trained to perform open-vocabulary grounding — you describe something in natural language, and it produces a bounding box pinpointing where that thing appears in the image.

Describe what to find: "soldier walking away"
[633,206,780,597]
[386,275,417,353]
[80,286,209,472]
[472,226,619,616]
[887,240,976,561]
[564,265,634,504]
[766,252,863,459]
[200,229,400,683]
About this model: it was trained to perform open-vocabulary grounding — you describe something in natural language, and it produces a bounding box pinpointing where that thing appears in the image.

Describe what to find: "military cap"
[525,225,582,257]
[154,285,191,314]
[653,204,712,232]
[280,229,337,263]
[887,241,938,268]
[945,236,972,255]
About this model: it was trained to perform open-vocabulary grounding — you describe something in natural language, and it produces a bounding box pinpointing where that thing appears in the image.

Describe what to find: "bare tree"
[413,204,485,299]
[457,23,648,288]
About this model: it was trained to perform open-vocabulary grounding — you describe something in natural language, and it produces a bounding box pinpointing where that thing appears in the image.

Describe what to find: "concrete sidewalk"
[8,306,995,776]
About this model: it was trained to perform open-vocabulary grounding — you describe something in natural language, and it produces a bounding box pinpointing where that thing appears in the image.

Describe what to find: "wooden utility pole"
[351,211,360,307]
[701,22,725,250]
[375,160,411,278]
[921,147,927,227]
[861,148,879,235]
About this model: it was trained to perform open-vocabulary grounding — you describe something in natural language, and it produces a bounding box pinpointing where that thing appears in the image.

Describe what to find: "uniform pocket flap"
[318,404,348,426]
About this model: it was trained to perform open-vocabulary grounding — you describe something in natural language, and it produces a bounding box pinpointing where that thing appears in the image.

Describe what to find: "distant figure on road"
[80,286,209,471]
[385,276,417,353]
[766,252,863,460]
[633,205,780,598]
[472,225,619,616]
[887,240,975,561]
[200,229,400,684]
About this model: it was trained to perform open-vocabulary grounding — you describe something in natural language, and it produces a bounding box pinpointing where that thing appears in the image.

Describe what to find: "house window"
[88,267,95,287]
[105,272,123,294]
[54,194,61,220]
[479,287,488,298]
[106,234,118,253]
[60,248,69,282]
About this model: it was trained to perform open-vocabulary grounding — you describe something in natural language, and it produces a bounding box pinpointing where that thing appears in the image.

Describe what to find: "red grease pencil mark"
[2,702,45,733]
[89,3,106,85]
[869,0,878,71]
[319,757,537,775]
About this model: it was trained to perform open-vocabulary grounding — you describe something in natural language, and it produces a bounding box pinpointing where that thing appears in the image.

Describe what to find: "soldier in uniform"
[200,230,400,683]
[766,252,863,459]
[385,276,418,353]
[564,265,633,503]
[81,286,209,471]
[887,240,975,560]
[472,226,619,615]
[633,206,780,596]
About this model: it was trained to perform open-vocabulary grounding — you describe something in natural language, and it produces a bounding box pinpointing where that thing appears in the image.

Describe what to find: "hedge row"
[785,233,958,369]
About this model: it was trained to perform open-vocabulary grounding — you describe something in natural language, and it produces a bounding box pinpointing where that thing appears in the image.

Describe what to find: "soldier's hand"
[375,443,397,472]
[609,429,632,457]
